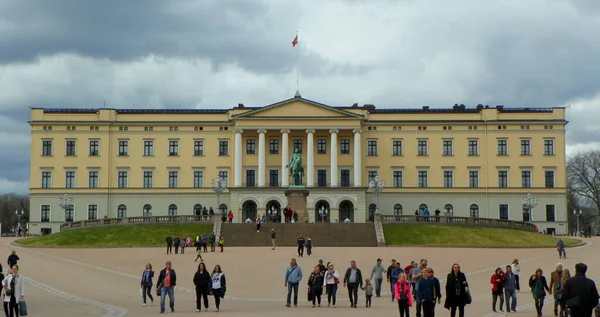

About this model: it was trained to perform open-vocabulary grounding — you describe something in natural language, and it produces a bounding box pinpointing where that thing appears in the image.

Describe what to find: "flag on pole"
[292,35,298,47]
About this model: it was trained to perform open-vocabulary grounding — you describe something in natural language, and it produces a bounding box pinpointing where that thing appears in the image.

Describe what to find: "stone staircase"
[219,223,378,247]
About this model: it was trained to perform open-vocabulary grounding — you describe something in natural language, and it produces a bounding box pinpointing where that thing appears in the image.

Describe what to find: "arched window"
[368,204,377,222]
[194,204,202,216]
[168,204,178,216]
[444,204,453,216]
[470,204,479,218]
[143,204,152,217]
[419,204,428,213]
[394,204,403,215]
[219,204,227,214]
[117,204,127,218]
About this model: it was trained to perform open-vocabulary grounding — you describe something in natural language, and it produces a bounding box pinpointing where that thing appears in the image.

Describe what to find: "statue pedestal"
[285,188,309,222]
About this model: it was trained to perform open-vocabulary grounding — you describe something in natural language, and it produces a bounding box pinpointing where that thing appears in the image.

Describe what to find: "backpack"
[398,282,409,300]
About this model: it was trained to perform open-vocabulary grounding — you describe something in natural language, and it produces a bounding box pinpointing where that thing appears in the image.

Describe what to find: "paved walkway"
[2,238,598,317]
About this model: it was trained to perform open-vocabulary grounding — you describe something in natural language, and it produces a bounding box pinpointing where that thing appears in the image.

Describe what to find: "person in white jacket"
[511,259,521,291]
[323,263,340,308]
[3,265,24,316]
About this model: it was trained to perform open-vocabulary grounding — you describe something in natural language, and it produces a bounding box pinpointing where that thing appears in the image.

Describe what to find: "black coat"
[308,272,325,291]
[7,254,19,267]
[445,272,469,308]
[156,268,177,288]
[140,270,154,287]
[343,268,363,287]
[193,270,211,291]
[562,274,599,316]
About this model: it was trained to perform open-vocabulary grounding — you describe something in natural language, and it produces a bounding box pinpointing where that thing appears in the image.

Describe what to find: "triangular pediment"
[234,98,362,119]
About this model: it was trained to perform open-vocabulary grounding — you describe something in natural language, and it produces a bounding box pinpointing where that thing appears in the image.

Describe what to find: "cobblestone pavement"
[2,237,597,317]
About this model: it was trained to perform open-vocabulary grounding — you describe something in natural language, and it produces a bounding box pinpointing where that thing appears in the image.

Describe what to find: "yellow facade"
[28,96,568,235]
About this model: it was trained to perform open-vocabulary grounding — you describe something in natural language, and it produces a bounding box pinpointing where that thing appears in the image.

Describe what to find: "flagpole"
[296,30,299,93]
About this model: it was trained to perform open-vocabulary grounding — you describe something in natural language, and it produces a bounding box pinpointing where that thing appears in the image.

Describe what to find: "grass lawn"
[384,224,582,248]
[16,224,214,247]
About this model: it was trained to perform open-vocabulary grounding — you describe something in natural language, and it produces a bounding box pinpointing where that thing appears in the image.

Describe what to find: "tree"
[567,150,600,214]
[0,194,30,234]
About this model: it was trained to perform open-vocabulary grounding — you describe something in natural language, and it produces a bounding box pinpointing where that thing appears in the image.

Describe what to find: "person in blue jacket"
[284,258,303,307]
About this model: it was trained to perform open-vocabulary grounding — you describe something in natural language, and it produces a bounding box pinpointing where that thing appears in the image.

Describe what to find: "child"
[218,235,225,252]
[306,237,313,257]
[180,238,186,254]
[395,273,413,317]
[194,248,203,262]
[362,279,374,307]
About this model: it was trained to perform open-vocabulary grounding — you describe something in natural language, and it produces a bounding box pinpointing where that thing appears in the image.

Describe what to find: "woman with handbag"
[529,268,550,317]
[140,263,154,307]
[308,265,325,307]
[211,265,226,312]
[323,263,340,308]
[5,265,25,317]
[194,262,211,312]
[444,263,469,317]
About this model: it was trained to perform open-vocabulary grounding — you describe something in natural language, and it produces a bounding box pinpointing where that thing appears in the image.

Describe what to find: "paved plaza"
[2,237,599,317]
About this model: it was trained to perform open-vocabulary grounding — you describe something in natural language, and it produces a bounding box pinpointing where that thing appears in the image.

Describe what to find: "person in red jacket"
[490,267,507,313]
[405,261,417,276]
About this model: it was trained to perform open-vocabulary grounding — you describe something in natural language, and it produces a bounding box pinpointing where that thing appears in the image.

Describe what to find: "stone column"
[281,130,290,187]
[258,129,266,187]
[353,129,362,187]
[234,129,243,187]
[306,129,315,187]
[330,129,339,187]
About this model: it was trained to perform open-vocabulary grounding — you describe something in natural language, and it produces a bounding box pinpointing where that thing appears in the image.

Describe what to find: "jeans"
[422,300,435,317]
[196,288,209,310]
[286,283,299,305]
[398,299,410,317]
[416,295,422,317]
[390,278,398,300]
[166,244,172,254]
[450,305,464,317]
[492,292,504,311]
[160,286,175,313]
[505,289,517,311]
[213,290,222,310]
[142,286,154,304]
[297,246,304,257]
[374,278,382,296]
[307,246,312,256]
[535,297,544,316]
[515,275,520,291]
[326,284,338,305]
[366,295,372,306]
[347,283,359,306]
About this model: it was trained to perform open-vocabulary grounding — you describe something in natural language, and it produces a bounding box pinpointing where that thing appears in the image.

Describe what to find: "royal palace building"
[28,95,568,235]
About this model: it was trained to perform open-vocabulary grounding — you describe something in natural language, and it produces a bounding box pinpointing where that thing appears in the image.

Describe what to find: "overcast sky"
[0,0,599,194]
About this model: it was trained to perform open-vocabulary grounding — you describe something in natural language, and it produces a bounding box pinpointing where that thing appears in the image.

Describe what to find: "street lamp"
[58,193,74,221]
[14,210,24,235]
[368,176,385,215]
[573,209,582,236]
[318,205,328,223]
[522,193,537,222]
[211,176,227,217]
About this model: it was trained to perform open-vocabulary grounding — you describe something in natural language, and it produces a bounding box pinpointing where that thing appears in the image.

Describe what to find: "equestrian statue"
[285,148,304,186]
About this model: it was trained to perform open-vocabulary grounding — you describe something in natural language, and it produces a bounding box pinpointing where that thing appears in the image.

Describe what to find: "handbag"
[19,301,28,316]
[465,290,472,305]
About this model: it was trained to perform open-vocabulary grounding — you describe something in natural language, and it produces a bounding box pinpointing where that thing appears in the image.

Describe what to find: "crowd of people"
[164,233,225,258]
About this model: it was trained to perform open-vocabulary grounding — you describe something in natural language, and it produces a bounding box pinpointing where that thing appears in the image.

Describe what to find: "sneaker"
[312,305,316,308]
[332,305,336,308]
[142,303,146,307]
[196,309,200,312]
[215,309,219,312]
[171,308,175,313]
[286,304,290,307]
[327,303,331,307]
[318,304,321,307]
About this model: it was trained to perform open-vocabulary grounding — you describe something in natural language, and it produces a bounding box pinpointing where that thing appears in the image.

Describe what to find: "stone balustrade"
[379,214,536,232]
[60,215,215,231]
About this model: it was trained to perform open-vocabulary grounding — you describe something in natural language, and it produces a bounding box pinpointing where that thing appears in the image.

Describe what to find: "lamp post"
[368,176,385,216]
[211,176,227,218]
[14,210,24,236]
[521,193,537,222]
[319,206,328,223]
[573,209,582,236]
[58,193,74,222]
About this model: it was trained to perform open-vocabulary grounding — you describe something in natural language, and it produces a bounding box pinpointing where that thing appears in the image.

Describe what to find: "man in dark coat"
[562,263,599,317]
[156,261,177,313]
[343,260,364,308]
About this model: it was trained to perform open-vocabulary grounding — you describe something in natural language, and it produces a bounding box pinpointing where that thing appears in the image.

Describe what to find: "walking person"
[173,237,181,254]
[284,258,303,307]
[388,259,398,300]
[411,259,428,317]
[209,233,216,252]
[255,217,261,233]
[417,268,436,317]
[165,236,173,255]
[140,263,154,307]
[1,267,7,317]
[218,235,224,252]
[156,261,177,314]
[511,259,521,291]
[490,267,506,313]
[210,265,227,312]
[370,258,385,297]
[549,263,564,316]
[343,260,363,308]
[504,265,517,313]
[180,237,186,254]
[297,235,306,258]
[6,252,18,269]
[391,262,402,300]
[193,262,211,312]
[444,263,468,317]
[557,268,571,317]
[562,263,599,317]
[557,239,566,259]
[4,265,24,317]
[271,228,276,250]
[362,279,374,307]
[308,265,325,307]
[194,246,204,262]
[306,237,313,256]
[323,263,340,308]
[529,268,550,317]
[201,234,208,253]
[395,273,413,317]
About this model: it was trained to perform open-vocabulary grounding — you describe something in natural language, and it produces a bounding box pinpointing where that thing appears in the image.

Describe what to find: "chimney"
[237,103,244,108]
[423,106,430,110]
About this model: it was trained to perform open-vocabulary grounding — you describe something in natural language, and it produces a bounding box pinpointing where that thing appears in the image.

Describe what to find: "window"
[468,140,478,156]
[65,171,75,188]
[499,204,509,220]
[470,204,479,218]
[520,139,531,155]
[545,171,555,188]
[219,204,228,214]
[143,171,153,188]
[246,170,256,187]
[419,204,428,213]
[340,139,350,154]
[442,140,453,156]
[418,171,428,188]
[317,169,327,187]
[42,140,53,156]
[65,205,74,222]
[246,139,256,154]
[317,139,327,154]
[546,205,556,222]
[219,140,229,156]
[498,171,508,188]
[544,140,555,155]
[523,208,531,222]
[66,140,76,156]
[41,205,50,222]
[392,140,403,156]
[218,171,228,186]
[369,204,377,221]
[169,140,179,156]
[118,140,128,156]
[341,169,350,187]
[417,140,428,156]
[143,204,152,216]
[497,140,508,155]
[87,205,98,220]
[393,171,403,188]
[41,171,52,188]
[143,140,154,156]
[168,171,178,188]
[168,204,178,216]
[367,140,378,156]
[444,204,453,216]
[194,204,202,216]
[117,171,128,188]
[469,171,479,188]
[88,171,99,188]
[293,139,302,153]
[89,140,99,156]
[368,170,378,182]
[269,139,279,154]
[117,204,127,218]
[443,171,453,188]
[269,170,279,187]
[521,171,531,188]
[193,171,203,188]
[394,204,403,215]
[194,140,204,156]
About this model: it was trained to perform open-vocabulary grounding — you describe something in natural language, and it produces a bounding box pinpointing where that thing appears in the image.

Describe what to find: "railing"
[380,215,536,232]
[60,215,215,231]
